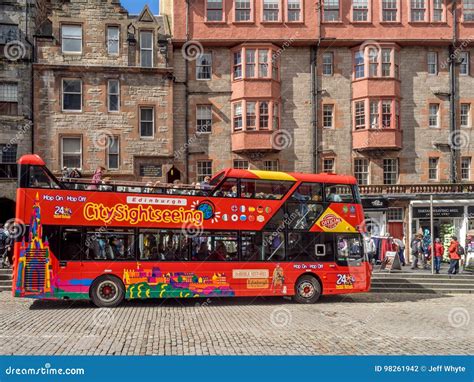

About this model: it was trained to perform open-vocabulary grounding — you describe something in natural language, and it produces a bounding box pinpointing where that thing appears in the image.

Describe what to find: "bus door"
[333,234,366,292]
[55,227,84,295]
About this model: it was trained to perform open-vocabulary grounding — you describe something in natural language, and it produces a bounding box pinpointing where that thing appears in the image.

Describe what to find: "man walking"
[448,236,461,275]
[0,227,12,268]
[428,238,444,274]
[410,234,423,270]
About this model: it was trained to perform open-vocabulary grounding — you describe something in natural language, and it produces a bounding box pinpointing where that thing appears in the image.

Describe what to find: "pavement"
[0,292,472,355]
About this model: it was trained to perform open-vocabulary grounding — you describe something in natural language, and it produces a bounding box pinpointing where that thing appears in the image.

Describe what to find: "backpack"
[457,245,465,256]
[411,239,420,254]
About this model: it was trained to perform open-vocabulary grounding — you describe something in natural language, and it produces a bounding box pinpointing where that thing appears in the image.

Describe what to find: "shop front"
[362,197,388,236]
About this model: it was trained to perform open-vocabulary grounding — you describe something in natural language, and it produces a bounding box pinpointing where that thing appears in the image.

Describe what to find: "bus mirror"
[315,244,325,257]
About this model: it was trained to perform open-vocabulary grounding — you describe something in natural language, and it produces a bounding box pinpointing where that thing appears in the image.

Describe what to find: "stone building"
[0,0,38,223]
[33,0,174,182]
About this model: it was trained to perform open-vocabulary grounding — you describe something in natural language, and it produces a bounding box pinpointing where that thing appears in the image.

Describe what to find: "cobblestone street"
[0,292,472,355]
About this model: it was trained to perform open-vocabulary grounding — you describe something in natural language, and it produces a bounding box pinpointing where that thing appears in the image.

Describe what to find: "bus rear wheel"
[90,275,125,308]
[294,275,321,304]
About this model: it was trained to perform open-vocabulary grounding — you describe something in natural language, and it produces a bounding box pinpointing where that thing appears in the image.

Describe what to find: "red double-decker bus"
[12,155,371,307]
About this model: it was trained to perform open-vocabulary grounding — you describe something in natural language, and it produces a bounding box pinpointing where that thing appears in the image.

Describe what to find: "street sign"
[412,206,464,219]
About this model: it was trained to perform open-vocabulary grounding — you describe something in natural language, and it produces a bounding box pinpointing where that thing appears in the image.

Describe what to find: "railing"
[360,183,474,195]
[0,163,17,179]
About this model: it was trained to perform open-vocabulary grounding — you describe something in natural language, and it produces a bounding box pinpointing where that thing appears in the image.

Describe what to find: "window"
[272,53,279,79]
[246,49,256,77]
[382,49,391,76]
[323,104,334,128]
[107,26,119,55]
[382,0,398,21]
[108,79,120,112]
[355,101,365,129]
[233,160,249,169]
[353,0,369,21]
[368,48,378,77]
[233,102,243,130]
[140,107,154,137]
[354,51,365,78]
[85,230,135,261]
[197,53,212,80]
[465,0,474,21]
[197,161,212,182]
[62,79,82,111]
[108,136,119,170]
[461,157,471,180]
[461,103,471,127]
[62,137,82,169]
[140,31,153,68]
[322,52,333,75]
[273,103,280,129]
[240,179,293,199]
[61,24,82,53]
[246,102,256,130]
[197,105,212,133]
[428,157,439,180]
[336,235,364,265]
[387,208,403,221]
[324,0,340,21]
[325,184,354,203]
[411,0,426,21]
[259,101,269,128]
[259,49,269,77]
[138,230,190,261]
[323,158,335,173]
[370,101,379,128]
[0,144,17,163]
[263,0,280,21]
[236,0,252,21]
[287,0,302,21]
[263,160,279,171]
[429,103,440,128]
[354,159,369,185]
[0,83,18,116]
[382,100,392,128]
[59,228,81,261]
[427,51,438,74]
[433,0,443,21]
[207,0,224,21]
[383,158,398,185]
[234,51,242,79]
[460,51,469,75]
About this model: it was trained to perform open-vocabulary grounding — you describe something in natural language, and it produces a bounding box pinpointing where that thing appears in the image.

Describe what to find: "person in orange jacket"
[447,236,461,275]
[428,238,444,274]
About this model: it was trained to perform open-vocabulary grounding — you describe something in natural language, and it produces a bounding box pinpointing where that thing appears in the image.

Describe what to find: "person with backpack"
[448,236,463,275]
[410,234,423,270]
[0,228,12,268]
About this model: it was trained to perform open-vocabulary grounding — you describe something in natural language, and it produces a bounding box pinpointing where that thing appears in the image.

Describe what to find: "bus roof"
[218,169,357,185]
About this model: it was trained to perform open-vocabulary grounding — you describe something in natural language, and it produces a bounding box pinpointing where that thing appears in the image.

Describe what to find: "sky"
[120,0,159,15]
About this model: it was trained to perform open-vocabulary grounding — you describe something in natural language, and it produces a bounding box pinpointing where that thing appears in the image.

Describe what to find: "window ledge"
[232,21,256,25]
[379,21,402,25]
[321,21,343,24]
[260,21,284,24]
[351,21,373,25]
[204,21,227,25]
[61,110,83,114]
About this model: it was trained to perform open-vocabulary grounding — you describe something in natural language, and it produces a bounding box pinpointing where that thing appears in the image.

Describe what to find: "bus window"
[85,230,135,261]
[60,228,82,261]
[27,166,60,189]
[290,183,323,202]
[287,232,335,262]
[241,232,264,261]
[212,178,238,198]
[325,184,354,203]
[139,230,189,261]
[191,232,238,261]
[263,232,285,261]
[241,180,294,200]
[336,235,364,265]
[286,203,324,230]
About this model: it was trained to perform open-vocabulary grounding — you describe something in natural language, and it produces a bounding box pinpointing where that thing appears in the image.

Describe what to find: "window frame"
[197,160,213,182]
[61,136,83,170]
[323,104,334,128]
[323,158,336,174]
[410,0,428,22]
[459,51,470,76]
[322,52,334,76]
[428,157,439,181]
[233,159,250,169]
[323,0,341,22]
[383,158,399,185]
[352,0,370,22]
[139,30,154,68]
[461,156,471,181]
[263,159,279,171]
[0,143,18,164]
[61,24,83,54]
[107,136,120,170]
[381,0,399,22]
[107,79,120,113]
[429,103,440,128]
[354,100,366,130]
[0,82,18,116]
[286,0,303,22]
[354,158,369,185]
[234,0,253,22]
[206,0,225,22]
[106,25,120,55]
[196,52,213,80]
[262,0,282,23]
[427,51,438,75]
[196,104,213,134]
[464,0,474,22]
[460,103,471,128]
[139,106,155,138]
[62,78,83,113]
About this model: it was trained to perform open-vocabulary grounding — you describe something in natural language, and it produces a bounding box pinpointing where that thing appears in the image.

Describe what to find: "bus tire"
[293,275,321,304]
[90,275,125,308]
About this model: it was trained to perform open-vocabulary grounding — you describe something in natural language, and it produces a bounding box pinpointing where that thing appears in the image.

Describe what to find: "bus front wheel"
[293,275,321,304]
[90,275,125,308]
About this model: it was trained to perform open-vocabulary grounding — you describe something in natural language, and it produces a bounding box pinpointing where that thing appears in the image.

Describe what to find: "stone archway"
[0,198,15,226]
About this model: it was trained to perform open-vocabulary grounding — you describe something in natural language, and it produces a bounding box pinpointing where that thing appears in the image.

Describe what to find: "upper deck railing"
[360,183,474,196]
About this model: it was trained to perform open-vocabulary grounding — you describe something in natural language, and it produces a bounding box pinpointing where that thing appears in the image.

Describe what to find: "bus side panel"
[12,188,27,298]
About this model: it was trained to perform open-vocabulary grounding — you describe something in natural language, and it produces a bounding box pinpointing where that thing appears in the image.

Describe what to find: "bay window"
[246,49,256,77]
[234,51,242,79]
[233,100,278,131]
[233,47,279,80]
[355,101,365,129]
[354,51,365,79]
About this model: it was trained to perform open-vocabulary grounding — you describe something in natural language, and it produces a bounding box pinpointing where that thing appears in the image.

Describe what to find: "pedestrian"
[428,238,444,274]
[447,236,462,275]
[0,227,12,269]
[201,176,212,191]
[421,229,431,270]
[88,166,105,190]
[393,237,406,266]
[410,234,423,270]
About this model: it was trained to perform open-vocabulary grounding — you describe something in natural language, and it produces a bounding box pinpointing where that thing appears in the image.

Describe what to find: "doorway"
[167,166,181,184]
[0,198,15,225]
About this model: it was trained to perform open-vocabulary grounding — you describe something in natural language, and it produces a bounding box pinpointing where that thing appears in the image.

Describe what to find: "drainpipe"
[449,0,458,183]
[184,0,190,183]
[25,1,34,154]
[311,5,322,174]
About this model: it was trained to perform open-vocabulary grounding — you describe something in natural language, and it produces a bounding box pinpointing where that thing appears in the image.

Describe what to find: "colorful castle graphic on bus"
[123,266,234,299]
[15,194,54,298]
